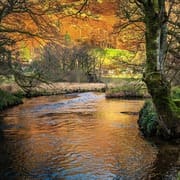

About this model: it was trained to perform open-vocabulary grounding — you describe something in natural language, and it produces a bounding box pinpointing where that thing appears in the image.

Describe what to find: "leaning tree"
[116,0,179,138]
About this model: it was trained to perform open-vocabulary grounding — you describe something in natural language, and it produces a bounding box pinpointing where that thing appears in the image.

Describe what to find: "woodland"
[0,0,180,179]
[1,0,179,137]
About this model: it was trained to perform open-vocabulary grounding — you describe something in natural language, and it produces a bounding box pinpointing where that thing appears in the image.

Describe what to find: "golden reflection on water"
[0,93,158,179]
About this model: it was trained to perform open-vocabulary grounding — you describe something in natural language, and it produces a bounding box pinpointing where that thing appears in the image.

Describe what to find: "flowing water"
[0,92,178,180]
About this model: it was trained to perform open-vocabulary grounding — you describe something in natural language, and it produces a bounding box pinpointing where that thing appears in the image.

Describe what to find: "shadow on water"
[0,92,179,180]
[0,115,17,178]
[0,116,5,141]
[147,139,180,180]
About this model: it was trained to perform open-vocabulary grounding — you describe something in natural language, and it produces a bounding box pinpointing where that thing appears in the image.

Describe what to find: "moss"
[173,99,180,107]
[144,72,180,136]
[138,99,180,138]
[138,100,159,136]
[0,89,23,111]
[171,86,180,100]
[177,171,180,180]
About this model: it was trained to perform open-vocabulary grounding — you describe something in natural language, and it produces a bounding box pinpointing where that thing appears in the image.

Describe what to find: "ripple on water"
[0,92,160,179]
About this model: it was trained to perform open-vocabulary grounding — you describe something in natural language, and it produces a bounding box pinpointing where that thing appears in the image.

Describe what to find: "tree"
[0,0,90,91]
[30,42,100,83]
[0,0,62,88]
[116,0,180,138]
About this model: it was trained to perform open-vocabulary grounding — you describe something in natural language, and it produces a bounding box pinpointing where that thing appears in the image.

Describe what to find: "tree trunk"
[143,1,179,138]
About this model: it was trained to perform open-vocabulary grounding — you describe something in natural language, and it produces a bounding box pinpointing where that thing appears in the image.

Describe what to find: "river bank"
[0,82,106,110]
[0,92,179,179]
[0,84,179,179]
[0,80,149,110]
[0,89,23,111]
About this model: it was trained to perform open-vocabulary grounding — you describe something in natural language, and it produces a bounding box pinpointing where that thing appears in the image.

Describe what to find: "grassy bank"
[104,78,150,99]
[0,82,106,110]
[0,89,23,111]
[36,83,106,95]
[106,85,149,98]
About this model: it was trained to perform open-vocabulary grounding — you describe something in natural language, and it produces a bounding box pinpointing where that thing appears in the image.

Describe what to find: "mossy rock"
[138,100,159,136]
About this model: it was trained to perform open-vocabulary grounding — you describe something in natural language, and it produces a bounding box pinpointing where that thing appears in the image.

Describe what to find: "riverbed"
[0,92,179,179]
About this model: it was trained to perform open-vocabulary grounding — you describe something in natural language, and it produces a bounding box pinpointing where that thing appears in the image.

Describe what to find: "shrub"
[138,100,158,136]
[0,89,23,110]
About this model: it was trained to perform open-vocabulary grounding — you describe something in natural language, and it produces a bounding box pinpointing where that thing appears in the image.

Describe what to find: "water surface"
[0,92,159,179]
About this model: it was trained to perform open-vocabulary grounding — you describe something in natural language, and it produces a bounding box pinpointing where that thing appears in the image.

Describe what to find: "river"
[0,92,179,179]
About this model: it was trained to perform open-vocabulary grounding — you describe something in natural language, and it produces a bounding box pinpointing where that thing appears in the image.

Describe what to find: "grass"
[0,89,23,111]
[103,77,149,98]
[91,48,134,67]
[103,48,133,59]
[0,82,106,110]
[106,86,149,98]
[101,76,141,84]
